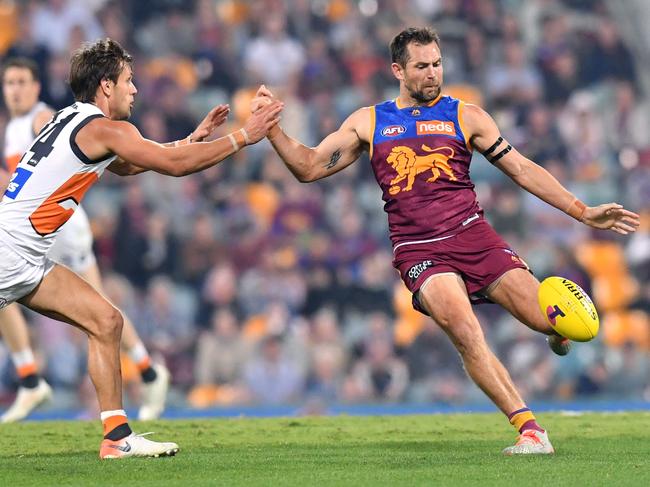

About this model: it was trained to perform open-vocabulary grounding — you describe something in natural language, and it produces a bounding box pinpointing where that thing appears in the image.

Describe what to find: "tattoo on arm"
[324,149,342,170]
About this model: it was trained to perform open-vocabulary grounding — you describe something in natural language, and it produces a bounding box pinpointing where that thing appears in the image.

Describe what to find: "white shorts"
[0,239,55,308]
[47,206,96,274]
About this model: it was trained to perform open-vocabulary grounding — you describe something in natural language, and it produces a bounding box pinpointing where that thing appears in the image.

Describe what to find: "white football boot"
[1,379,53,423]
[100,432,179,459]
[547,335,571,356]
[138,363,170,421]
[502,429,555,455]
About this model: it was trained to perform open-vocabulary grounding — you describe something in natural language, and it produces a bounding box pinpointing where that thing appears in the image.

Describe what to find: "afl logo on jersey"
[381,125,406,137]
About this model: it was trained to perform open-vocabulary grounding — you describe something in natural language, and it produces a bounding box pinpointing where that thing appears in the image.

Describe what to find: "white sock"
[127,342,149,364]
[100,409,128,421]
[11,348,35,369]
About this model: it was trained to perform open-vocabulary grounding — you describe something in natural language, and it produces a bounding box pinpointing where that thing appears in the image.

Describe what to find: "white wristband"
[239,128,250,145]
[227,133,239,152]
[173,134,192,147]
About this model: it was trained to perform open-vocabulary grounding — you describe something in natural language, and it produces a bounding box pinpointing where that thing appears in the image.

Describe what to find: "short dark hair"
[390,27,441,67]
[69,38,133,103]
[1,57,40,83]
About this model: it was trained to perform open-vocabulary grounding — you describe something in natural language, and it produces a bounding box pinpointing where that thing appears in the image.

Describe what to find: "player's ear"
[100,77,112,97]
[391,62,405,81]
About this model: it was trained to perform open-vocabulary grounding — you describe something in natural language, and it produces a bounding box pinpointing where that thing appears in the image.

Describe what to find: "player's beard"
[408,84,441,105]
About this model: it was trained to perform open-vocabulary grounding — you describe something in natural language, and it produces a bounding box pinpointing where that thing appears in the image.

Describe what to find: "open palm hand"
[582,203,640,235]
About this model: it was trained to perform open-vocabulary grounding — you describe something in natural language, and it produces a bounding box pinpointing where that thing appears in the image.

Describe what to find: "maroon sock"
[520,419,544,434]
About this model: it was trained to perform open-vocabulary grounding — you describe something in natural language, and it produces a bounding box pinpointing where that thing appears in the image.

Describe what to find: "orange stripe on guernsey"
[29,172,98,236]
[5,154,22,173]
[16,363,38,378]
[457,101,473,152]
[368,105,376,160]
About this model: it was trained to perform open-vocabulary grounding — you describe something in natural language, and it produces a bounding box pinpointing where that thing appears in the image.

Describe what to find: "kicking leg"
[485,268,570,355]
[418,273,554,455]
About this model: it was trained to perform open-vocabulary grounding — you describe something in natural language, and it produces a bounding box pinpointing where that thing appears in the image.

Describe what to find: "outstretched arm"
[252,86,369,182]
[79,101,282,177]
[107,104,231,176]
[463,103,640,235]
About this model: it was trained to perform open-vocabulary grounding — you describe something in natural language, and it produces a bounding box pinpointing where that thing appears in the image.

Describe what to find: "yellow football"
[538,276,599,342]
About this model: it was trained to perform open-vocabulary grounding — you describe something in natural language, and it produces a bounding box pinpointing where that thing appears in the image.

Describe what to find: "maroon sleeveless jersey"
[369,95,482,249]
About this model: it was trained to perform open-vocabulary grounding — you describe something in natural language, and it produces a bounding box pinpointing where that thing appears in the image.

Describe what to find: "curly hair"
[69,38,133,103]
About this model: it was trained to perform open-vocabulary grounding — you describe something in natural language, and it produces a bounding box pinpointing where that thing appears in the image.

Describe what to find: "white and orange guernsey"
[0,102,114,265]
[3,101,50,174]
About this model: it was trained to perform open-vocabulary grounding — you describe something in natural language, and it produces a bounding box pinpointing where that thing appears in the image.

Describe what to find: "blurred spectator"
[243,334,304,404]
[342,334,409,403]
[135,276,196,386]
[602,81,650,153]
[195,262,240,328]
[406,322,466,403]
[243,13,305,86]
[580,18,636,86]
[486,40,542,108]
[30,0,103,55]
[43,53,76,109]
[519,104,569,167]
[134,6,196,56]
[194,308,249,387]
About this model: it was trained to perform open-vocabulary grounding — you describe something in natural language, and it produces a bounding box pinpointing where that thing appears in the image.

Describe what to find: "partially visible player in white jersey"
[0,58,55,421]
[0,38,283,459]
[0,57,173,424]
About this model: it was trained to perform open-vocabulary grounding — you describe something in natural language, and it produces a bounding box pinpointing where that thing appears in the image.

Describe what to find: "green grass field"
[0,412,648,486]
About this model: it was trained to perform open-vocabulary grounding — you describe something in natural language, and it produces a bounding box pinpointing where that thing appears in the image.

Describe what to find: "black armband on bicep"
[481,136,512,164]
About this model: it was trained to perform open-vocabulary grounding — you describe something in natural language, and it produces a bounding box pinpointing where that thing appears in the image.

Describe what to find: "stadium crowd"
[0,0,648,414]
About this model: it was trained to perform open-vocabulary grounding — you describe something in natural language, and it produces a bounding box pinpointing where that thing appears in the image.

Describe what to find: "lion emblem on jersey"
[387,145,457,194]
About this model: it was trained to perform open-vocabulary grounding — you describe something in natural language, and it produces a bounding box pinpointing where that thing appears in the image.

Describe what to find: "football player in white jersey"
[0,38,282,459]
[0,57,221,424]
[0,58,55,422]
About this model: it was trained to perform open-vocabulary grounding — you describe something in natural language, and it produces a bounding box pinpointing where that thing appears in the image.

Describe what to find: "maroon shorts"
[393,219,529,315]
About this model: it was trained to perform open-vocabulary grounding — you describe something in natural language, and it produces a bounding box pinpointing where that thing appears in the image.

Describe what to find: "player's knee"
[93,306,123,343]
[438,317,485,358]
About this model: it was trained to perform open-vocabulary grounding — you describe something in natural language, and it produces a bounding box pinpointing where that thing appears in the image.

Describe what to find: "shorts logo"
[503,248,529,269]
[546,305,566,325]
[416,120,456,136]
[4,167,33,200]
[381,125,406,137]
[0,298,7,309]
[407,260,433,281]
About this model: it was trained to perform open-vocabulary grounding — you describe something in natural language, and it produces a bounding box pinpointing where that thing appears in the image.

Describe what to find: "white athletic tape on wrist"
[227,133,239,151]
[239,128,250,145]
